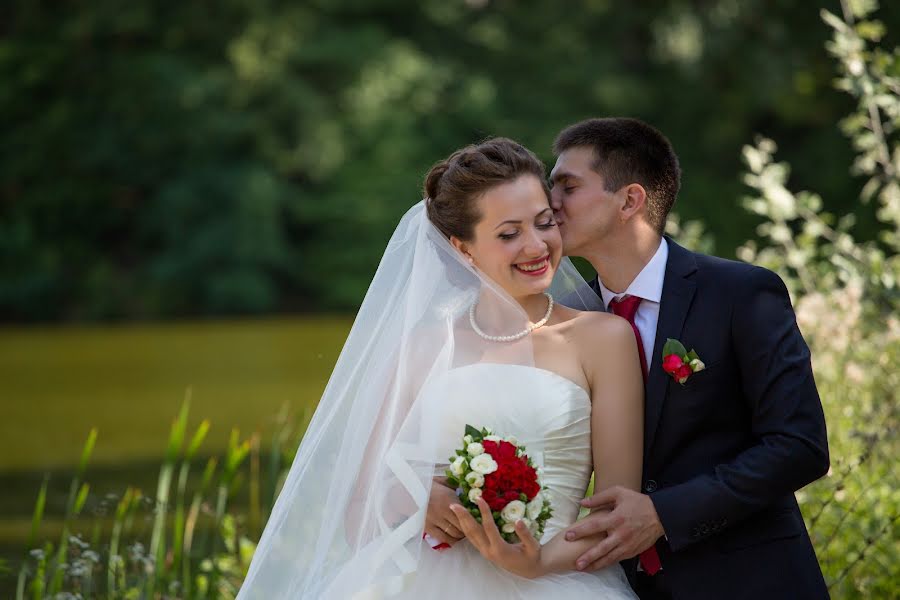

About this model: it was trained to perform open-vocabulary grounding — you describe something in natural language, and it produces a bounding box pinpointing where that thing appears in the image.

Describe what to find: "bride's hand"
[425,477,465,546]
[450,498,544,579]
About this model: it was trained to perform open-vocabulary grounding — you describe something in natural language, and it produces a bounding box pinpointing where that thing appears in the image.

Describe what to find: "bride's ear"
[450,236,475,265]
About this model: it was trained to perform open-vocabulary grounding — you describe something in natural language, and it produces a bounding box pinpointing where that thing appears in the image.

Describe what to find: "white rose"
[501,522,517,534]
[526,495,544,520]
[466,442,485,457]
[450,456,466,477]
[465,471,485,488]
[689,358,706,372]
[501,500,526,523]
[505,435,519,446]
[463,434,474,445]
[468,488,483,503]
[470,454,498,475]
[484,435,502,442]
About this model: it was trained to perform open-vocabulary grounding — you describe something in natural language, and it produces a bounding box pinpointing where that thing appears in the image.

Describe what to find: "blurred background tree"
[3,0,899,321]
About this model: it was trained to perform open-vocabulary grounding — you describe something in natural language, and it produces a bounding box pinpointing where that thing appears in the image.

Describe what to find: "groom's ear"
[620,183,647,222]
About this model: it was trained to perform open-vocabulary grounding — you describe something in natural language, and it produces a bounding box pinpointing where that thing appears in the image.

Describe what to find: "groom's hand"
[565,486,665,571]
[425,477,465,546]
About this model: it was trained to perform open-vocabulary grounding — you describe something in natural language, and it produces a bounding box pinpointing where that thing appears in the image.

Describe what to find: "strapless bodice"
[420,363,593,540]
[318,363,637,599]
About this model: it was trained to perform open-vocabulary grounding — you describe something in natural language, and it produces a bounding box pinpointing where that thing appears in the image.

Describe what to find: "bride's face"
[453,175,562,299]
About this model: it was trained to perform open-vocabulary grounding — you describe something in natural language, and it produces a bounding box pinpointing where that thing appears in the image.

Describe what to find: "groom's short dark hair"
[553,118,681,234]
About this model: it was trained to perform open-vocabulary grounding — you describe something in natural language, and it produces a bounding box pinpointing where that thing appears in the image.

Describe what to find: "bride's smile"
[514,255,551,276]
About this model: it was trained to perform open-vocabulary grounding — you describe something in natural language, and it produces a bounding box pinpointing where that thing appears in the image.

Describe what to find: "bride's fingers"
[442,520,464,539]
[449,504,488,549]
[514,519,540,553]
[475,498,503,544]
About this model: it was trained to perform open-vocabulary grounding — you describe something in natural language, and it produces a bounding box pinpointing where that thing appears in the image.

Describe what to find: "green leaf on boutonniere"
[686,349,700,362]
[465,424,480,438]
[663,338,687,358]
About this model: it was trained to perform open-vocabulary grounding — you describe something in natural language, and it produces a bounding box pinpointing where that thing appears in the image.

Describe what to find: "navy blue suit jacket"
[594,239,830,600]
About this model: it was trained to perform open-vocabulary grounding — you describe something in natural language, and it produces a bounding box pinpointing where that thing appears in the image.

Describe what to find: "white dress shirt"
[595,238,669,372]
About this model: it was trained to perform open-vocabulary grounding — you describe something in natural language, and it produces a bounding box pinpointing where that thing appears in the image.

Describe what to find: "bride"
[237,138,643,599]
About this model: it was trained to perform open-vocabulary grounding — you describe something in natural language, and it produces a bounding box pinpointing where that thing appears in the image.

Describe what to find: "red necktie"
[609,295,662,576]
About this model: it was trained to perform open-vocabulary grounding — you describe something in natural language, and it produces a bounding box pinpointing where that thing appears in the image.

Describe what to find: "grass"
[0,316,351,597]
[9,397,291,600]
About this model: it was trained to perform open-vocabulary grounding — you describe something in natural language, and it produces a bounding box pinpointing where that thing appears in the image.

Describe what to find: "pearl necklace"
[469,292,554,342]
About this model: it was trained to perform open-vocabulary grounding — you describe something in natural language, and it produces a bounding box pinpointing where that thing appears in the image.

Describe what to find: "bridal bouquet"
[446,425,552,543]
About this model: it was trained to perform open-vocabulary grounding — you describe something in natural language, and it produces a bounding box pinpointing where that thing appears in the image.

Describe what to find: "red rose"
[675,363,693,383]
[483,440,517,460]
[497,441,518,459]
[480,450,541,510]
[662,353,684,374]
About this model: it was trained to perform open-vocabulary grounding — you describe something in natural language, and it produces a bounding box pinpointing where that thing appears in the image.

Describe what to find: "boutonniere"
[662,338,706,385]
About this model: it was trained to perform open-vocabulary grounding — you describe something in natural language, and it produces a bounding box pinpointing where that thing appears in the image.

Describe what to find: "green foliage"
[15,399,303,600]
[738,2,899,595]
[2,1,895,321]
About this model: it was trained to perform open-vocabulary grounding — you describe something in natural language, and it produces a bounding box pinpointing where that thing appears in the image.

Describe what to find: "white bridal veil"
[237,201,600,599]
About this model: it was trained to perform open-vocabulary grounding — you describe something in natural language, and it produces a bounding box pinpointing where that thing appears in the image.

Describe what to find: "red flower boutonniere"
[661,338,706,385]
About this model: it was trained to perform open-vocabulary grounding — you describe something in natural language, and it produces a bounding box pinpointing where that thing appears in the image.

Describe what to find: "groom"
[552,117,830,599]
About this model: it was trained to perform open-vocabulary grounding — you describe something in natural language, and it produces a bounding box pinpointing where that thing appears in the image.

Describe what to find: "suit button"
[700,524,710,535]
[644,480,658,493]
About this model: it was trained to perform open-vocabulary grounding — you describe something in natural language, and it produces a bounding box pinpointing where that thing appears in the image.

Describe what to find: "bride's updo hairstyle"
[424,138,551,241]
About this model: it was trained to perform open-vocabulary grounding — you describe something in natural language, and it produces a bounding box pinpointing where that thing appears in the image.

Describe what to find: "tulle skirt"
[322,537,638,599]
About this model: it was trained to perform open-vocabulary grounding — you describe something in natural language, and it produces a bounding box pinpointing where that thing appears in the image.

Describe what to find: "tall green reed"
[17,393,301,599]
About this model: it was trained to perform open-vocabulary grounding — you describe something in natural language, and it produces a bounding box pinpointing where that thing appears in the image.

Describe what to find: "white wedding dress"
[322,363,637,599]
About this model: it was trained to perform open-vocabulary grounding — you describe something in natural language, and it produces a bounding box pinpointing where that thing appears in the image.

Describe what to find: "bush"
[737,3,899,596]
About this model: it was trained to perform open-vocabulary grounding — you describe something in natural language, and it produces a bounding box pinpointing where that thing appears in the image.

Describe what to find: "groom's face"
[550,146,623,256]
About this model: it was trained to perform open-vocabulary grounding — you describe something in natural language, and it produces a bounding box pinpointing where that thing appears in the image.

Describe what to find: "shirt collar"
[596,238,669,310]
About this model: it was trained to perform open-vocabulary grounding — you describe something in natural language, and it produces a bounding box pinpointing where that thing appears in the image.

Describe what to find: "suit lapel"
[644,238,698,456]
